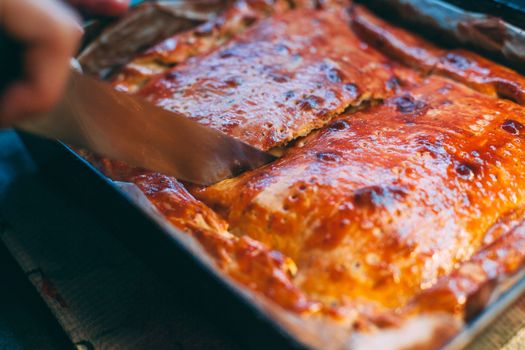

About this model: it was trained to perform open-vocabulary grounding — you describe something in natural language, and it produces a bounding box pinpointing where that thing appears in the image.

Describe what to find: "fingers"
[0,0,83,126]
[1,44,73,125]
[67,0,130,17]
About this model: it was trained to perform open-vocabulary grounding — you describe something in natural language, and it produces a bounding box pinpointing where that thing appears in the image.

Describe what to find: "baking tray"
[16,0,525,349]
[17,131,309,350]
[17,130,525,350]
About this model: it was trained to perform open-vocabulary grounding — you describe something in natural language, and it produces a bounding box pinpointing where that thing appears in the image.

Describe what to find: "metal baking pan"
[16,0,525,349]
[17,131,309,350]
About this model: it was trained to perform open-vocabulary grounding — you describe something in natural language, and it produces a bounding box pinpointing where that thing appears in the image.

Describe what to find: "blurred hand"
[0,0,82,126]
[0,0,130,127]
[67,0,130,17]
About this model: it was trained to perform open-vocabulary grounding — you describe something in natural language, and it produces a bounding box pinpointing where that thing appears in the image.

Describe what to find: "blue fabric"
[0,130,36,199]
[0,129,71,350]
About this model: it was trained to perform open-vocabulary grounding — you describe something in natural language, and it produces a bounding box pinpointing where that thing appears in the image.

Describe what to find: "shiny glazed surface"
[111,0,294,93]
[137,7,393,150]
[82,155,317,312]
[197,74,525,313]
[81,0,525,345]
[351,5,525,105]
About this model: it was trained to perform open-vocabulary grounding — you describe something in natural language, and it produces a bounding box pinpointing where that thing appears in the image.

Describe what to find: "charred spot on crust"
[326,68,344,83]
[385,76,400,91]
[284,90,295,100]
[443,53,473,70]
[316,151,341,162]
[328,119,350,131]
[219,49,235,59]
[165,71,181,81]
[392,94,428,115]
[224,77,241,88]
[455,162,478,180]
[343,83,359,98]
[496,81,521,103]
[353,185,407,208]
[270,72,291,83]
[416,137,446,158]
[501,119,524,136]
[288,193,300,202]
[241,15,257,27]
[297,95,325,112]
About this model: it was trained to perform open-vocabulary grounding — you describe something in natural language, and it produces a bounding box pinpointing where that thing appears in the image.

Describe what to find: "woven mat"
[1,219,524,350]
[0,220,238,350]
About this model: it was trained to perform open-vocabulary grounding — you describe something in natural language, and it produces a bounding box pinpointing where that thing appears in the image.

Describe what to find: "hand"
[0,0,130,127]
[67,0,130,17]
[0,0,82,126]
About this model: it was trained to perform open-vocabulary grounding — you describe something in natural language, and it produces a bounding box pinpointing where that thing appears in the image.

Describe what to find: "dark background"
[0,130,72,349]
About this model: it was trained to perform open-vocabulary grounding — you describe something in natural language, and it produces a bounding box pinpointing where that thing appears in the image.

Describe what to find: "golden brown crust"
[350,5,442,73]
[412,206,525,317]
[79,2,525,347]
[81,153,319,313]
[196,74,525,314]
[138,7,394,150]
[351,5,525,105]
[435,49,525,104]
[111,0,294,93]
[111,0,355,93]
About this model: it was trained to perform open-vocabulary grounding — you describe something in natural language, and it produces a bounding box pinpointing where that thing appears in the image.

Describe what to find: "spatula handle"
[0,29,24,96]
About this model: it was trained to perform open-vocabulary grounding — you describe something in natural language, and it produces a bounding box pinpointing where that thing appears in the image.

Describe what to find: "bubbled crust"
[351,5,525,105]
[111,0,350,93]
[138,7,394,151]
[132,172,319,313]
[196,75,525,312]
[80,154,318,313]
[112,0,295,93]
[81,1,525,343]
